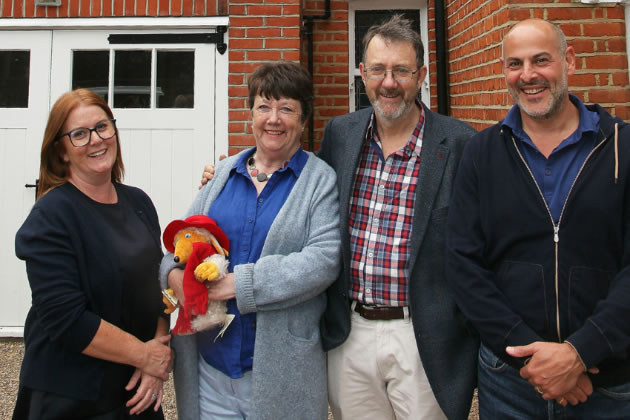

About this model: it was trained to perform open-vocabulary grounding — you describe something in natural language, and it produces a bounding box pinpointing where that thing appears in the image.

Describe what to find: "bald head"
[503,19,567,60]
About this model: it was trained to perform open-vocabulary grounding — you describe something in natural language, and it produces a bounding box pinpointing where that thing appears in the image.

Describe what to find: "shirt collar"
[502,94,599,148]
[233,147,307,178]
[365,98,425,158]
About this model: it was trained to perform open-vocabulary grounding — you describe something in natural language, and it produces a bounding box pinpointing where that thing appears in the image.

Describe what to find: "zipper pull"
[554,226,559,243]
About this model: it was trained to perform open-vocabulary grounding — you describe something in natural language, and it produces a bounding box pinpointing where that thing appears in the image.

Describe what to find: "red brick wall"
[445,0,510,130]
[0,0,224,17]
[227,0,303,155]
[301,0,349,151]
[5,0,628,144]
[446,1,629,130]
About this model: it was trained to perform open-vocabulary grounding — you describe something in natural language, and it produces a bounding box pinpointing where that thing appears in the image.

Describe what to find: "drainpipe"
[626,2,630,79]
[303,0,331,151]
[434,0,449,115]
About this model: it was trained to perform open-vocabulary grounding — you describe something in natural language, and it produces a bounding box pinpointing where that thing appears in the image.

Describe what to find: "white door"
[0,31,52,335]
[0,27,226,335]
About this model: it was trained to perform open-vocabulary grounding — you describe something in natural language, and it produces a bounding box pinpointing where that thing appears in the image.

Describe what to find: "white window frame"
[348,0,429,111]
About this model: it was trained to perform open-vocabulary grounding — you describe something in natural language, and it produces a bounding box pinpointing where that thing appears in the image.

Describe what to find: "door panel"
[0,31,52,334]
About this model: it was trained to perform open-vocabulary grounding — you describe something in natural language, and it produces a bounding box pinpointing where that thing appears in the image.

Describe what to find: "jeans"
[198,356,252,420]
[478,343,630,419]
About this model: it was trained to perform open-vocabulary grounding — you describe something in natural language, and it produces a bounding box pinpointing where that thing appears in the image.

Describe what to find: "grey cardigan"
[160,149,341,419]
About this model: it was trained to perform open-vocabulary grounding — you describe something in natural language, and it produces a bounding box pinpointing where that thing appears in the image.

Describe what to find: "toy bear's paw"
[194,261,219,282]
[162,288,179,314]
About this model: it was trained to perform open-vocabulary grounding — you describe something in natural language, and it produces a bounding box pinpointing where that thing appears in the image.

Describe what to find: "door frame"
[347,0,429,111]
[0,17,229,337]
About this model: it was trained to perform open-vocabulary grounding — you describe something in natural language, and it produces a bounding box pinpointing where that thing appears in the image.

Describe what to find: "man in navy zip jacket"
[447,18,630,418]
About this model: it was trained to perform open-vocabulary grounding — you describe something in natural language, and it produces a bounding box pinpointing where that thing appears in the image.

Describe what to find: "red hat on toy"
[163,215,230,253]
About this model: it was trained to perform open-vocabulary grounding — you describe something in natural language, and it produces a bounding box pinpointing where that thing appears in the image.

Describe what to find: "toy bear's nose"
[174,256,180,263]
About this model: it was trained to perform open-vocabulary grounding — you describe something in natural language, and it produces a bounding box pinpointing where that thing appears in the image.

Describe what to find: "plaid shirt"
[348,101,425,307]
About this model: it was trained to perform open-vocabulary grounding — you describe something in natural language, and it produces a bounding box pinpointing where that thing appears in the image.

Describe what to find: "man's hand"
[555,373,594,406]
[199,154,227,189]
[506,342,586,399]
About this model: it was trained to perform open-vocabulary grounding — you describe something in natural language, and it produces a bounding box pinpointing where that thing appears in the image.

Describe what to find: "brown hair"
[37,89,124,200]
[247,61,313,123]
[362,14,424,69]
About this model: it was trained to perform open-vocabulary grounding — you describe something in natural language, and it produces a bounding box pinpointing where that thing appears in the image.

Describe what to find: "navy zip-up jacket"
[447,103,630,387]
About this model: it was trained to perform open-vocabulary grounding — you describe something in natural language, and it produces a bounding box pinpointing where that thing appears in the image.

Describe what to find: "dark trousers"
[13,386,164,420]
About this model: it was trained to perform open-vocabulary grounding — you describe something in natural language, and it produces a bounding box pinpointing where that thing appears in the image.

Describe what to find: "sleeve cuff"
[565,320,612,369]
[62,311,101,352]
[234,263,256,314]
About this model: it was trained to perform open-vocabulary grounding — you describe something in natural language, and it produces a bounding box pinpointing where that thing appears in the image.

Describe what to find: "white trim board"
[0,327,24,338]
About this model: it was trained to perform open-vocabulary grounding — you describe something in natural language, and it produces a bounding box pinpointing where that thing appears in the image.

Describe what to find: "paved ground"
[1,338,478,419]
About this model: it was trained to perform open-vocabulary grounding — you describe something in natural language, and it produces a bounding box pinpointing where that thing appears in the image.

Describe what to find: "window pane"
[72,51,110,102]
[157,50,194,108]
[355,10,421,68]
[114,50,151,108]
[0,51,30,108]
[354,76,371,111]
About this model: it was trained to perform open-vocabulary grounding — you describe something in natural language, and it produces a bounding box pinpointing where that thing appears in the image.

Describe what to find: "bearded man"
[447,18,630,418]
[319,14,478,420]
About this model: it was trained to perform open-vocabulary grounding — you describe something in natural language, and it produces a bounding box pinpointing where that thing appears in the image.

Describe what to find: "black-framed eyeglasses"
[57,119,117,147]
[364,67,419,82]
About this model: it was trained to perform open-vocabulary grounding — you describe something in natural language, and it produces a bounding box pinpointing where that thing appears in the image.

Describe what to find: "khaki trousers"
[328,308,447,420]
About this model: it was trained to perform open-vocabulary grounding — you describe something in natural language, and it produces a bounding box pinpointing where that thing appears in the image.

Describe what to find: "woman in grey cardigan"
[160,62,341,419]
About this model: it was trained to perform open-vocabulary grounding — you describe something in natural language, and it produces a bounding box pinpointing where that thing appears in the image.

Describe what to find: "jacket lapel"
[338,109,372,281]
[407,107,450,270]
[338,109,372,239]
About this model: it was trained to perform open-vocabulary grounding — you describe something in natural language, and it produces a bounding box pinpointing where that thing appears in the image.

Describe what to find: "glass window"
[72,50,110,102]
[114,50,151,108]
[0,51,30,108]
[157,50,195,108]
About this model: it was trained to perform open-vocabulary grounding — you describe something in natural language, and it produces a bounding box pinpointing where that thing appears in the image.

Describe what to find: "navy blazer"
[318,104,479,420]
[15,182,163,400]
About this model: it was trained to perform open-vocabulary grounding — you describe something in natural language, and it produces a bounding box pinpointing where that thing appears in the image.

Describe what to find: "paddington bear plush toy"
[162,215,233,335]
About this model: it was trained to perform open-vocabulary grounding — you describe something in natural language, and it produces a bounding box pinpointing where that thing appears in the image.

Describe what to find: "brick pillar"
[227,0,302,155]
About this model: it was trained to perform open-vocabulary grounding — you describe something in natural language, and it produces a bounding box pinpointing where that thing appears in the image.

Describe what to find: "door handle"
[25,179,39,197]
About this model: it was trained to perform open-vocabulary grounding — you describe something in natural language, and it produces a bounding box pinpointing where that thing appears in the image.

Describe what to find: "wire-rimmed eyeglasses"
[364,67,419,82]
[57,119,117,147]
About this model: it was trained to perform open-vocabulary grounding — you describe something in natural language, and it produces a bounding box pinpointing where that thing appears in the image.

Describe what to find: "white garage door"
[0,21,229,335]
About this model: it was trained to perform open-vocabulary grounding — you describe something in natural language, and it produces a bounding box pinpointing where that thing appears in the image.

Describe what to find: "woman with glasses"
[161,61,341,419]
[13,89,172,420]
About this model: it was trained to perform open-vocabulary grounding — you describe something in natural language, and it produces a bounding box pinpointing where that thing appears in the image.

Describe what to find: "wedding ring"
[151,393,157,400]
[558,398,566,405]
[535,386,543,394]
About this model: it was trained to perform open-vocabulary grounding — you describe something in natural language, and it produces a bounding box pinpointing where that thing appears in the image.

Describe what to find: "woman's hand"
[140,335,173,381]
[199,155,226,189]
[206,273,236,301]
[125,368,164,414]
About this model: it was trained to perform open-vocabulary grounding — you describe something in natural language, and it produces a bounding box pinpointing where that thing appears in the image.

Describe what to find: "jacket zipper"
[510,134,607,341]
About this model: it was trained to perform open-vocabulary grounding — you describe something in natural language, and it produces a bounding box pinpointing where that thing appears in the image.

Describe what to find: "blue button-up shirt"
[502,94,600,223]
[197,148,307,378]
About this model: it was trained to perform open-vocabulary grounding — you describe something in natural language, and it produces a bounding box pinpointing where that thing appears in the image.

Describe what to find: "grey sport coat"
[318,103,479,420]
